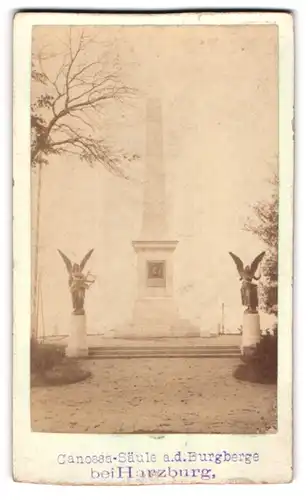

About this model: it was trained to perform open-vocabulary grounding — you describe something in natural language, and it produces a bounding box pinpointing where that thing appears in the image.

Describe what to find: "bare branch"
[69,61,99,84]
[31,27,138,176]
[68,110,95,131]
[64,32,82,108]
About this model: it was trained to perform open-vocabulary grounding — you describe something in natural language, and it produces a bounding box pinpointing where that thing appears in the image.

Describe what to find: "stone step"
[89,345,240,351]
[87,345,240,359]
[88,353,240,359]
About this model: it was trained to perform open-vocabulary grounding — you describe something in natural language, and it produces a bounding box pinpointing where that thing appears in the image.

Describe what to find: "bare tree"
[31,28,138,337]
[31,27,137,176]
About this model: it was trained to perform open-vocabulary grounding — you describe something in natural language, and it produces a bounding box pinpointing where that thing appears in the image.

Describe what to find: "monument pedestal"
[241,311,261,355]
[66,314,88,357]
[114,240,200,338]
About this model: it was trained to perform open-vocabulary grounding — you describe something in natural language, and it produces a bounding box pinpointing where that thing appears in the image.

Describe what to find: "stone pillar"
[141,98,167,240]
[241,311,261,355]
[66,314,88,357]
[113,98,200,338]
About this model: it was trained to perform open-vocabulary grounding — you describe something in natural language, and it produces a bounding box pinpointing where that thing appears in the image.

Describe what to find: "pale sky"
[32,25,278,336]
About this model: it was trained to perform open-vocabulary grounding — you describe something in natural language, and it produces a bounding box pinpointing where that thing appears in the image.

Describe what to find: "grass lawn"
[31,357,277,434]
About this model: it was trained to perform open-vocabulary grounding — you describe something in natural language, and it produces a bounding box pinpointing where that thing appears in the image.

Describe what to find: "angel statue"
[58,249,96,315]
[229,251,266,313]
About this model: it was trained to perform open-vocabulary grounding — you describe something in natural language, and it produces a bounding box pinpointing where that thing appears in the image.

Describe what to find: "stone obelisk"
[141,98,168,240]
[115,98,200,338]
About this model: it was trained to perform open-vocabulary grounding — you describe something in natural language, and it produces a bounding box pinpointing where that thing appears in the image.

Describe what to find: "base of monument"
[241,311,261,355]
[66,314,88,358]
[112,322,200,339]
[112,297,200,338]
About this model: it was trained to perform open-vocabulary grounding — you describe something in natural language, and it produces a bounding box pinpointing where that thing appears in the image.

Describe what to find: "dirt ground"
[31,358,277,434]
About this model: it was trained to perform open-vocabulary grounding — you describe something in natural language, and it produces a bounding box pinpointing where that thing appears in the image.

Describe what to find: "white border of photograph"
[12,10,293,486]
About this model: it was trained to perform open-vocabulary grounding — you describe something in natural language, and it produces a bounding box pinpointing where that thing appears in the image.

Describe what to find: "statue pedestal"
[66,314,88,358]
[241,311,261,355]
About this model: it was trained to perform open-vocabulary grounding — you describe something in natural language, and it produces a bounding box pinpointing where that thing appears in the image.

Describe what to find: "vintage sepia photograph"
[30,21,280,435]
[13,11,293,485]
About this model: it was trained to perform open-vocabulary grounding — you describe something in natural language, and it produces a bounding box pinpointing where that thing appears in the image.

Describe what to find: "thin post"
[39,275,46,343]
[35,273,40,339]
[221,302,225,335]
[32,160,42,337]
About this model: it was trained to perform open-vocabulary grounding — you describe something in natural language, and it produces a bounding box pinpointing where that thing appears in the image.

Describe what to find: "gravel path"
[31,358,277,434]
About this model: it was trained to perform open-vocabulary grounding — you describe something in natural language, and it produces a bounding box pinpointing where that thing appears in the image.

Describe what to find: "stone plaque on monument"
[147,260,166,287]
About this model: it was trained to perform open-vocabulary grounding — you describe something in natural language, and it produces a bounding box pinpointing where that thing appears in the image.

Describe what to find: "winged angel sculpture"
[229,251,266,313]
[58,249,96,315]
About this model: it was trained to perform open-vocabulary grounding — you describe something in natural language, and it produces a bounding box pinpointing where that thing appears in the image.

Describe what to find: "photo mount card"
[13,11,294,485]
